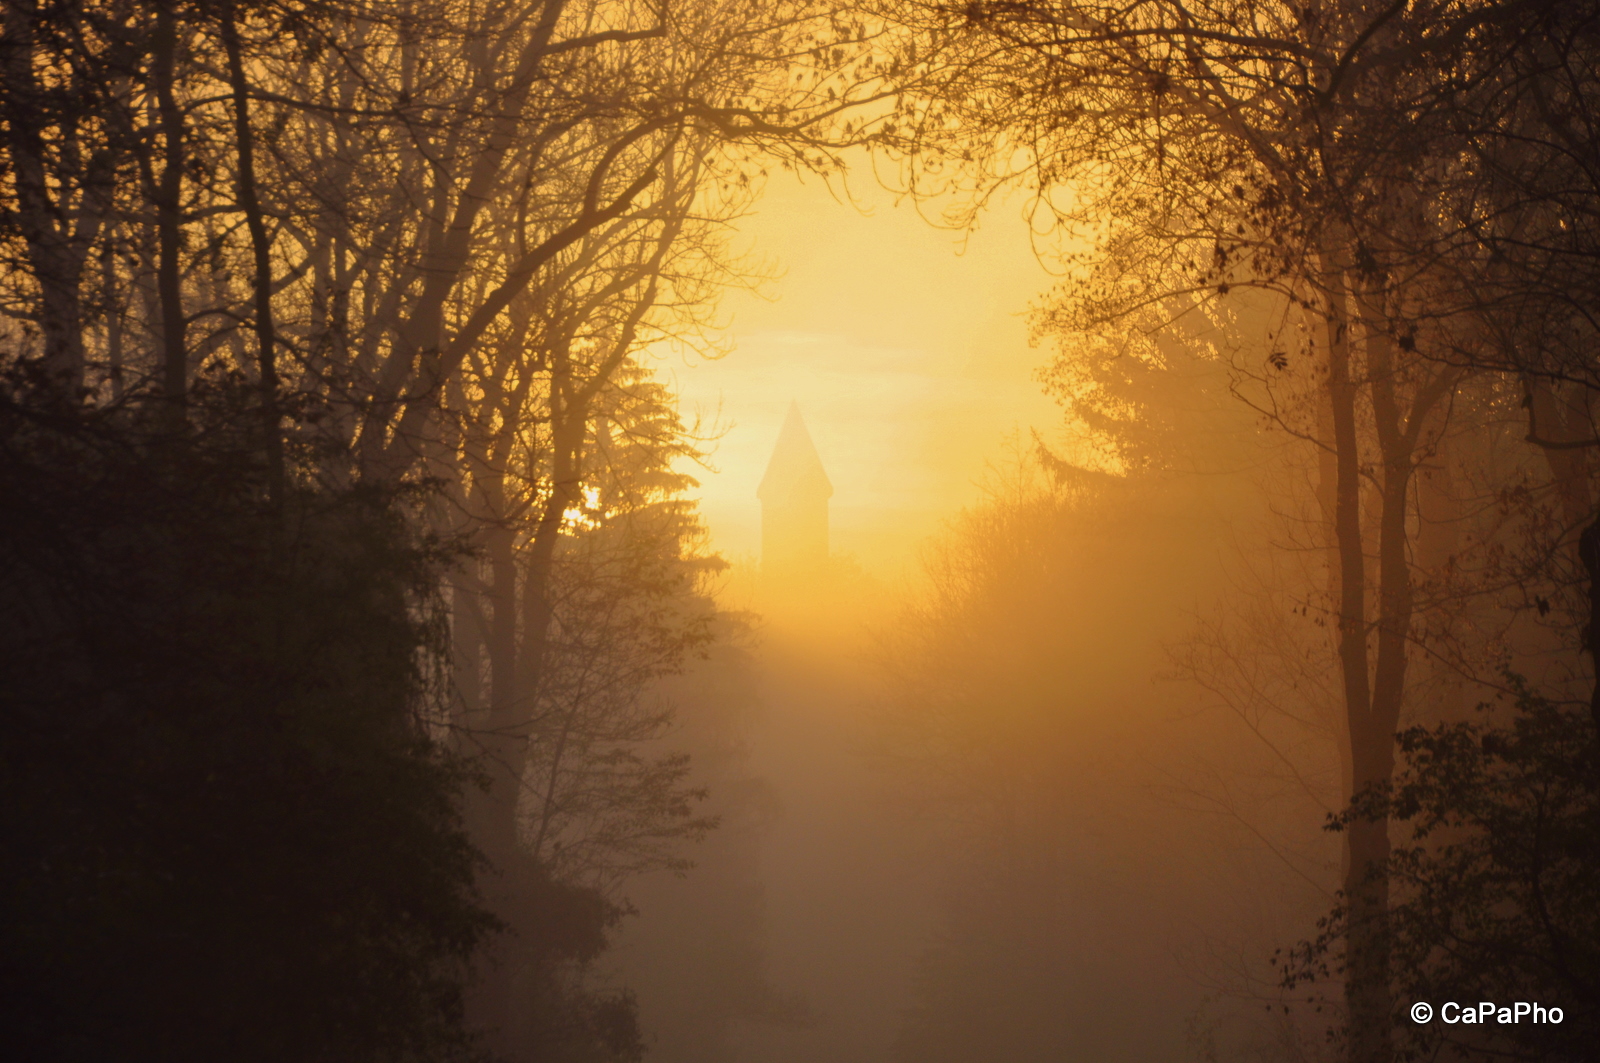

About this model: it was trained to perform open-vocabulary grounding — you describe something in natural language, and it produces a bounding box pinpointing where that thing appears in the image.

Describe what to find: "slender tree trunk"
[1547,381,1600,739]
[452,571,485,718]
[1414,433,1465,722]
[1580,523,1600,741]
[1319,248,1394,1063]
[1330,258,1451,1063]
[220,2,284,510]
[1317,371,1356,798]
[152,0,187,416]
[103,243,125,400]
[478,491,523,854]
[2,0,89,389]
[1528,377,1594,555]
[519,407,583,707]
[460,465,527,1051]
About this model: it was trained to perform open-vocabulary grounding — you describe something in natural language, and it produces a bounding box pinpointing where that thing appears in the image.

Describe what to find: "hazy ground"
[726,582,939,1063]
[629,173,1060,1058]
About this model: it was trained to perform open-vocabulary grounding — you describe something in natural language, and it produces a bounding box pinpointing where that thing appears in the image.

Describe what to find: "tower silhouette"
[757,402,832,569]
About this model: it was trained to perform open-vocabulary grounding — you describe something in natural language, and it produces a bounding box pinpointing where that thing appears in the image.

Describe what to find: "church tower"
[758,402,832,569]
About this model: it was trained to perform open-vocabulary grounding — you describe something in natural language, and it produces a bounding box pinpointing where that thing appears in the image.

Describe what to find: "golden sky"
[662,165,1063,577]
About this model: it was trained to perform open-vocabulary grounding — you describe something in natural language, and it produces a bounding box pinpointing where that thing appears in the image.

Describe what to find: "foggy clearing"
[2,4,1597,1063]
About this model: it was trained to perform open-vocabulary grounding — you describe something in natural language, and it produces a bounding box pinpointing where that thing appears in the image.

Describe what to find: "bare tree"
[875,2,1596,1056]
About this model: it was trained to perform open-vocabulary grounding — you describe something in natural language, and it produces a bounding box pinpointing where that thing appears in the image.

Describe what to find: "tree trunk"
[1580,522,1600,741]
[220,2,284,510]
[1414,433,1465,723]
[1,0,89,389]
[152,0,188,416]
[1319,251,1394,1063]
[1527,377,1594,559]
[460,457,531,1050]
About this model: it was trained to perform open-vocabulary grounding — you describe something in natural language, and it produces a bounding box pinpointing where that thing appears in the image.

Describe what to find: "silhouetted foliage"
[471,848,645,1063]
[0,380,495,1063]
[0,0,893,1055]
[1285,681,1600,1063]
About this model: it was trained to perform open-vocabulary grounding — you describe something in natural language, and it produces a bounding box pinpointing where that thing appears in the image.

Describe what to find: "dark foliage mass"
[0,0,878,1057]
[1288,686,1600,1063]
[0,384,495,1063]
[471,847,648,1063]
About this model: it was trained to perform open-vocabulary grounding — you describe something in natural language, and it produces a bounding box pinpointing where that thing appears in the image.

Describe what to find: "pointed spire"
[758,402,831,568]
[758,401,833,502]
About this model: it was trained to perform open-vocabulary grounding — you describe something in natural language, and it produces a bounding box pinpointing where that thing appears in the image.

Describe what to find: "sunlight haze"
[665,168,1061,575]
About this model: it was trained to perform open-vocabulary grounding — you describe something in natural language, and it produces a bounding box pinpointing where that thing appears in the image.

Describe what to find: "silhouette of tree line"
[0,1,883,1059]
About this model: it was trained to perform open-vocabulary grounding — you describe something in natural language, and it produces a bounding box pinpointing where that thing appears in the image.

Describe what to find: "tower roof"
[757,401,833,502]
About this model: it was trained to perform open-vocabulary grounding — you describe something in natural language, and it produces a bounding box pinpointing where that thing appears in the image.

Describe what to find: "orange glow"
[663,167,1061,577]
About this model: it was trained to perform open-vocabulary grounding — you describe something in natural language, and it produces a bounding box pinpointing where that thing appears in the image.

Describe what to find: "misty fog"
[4,3,1596,1063]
